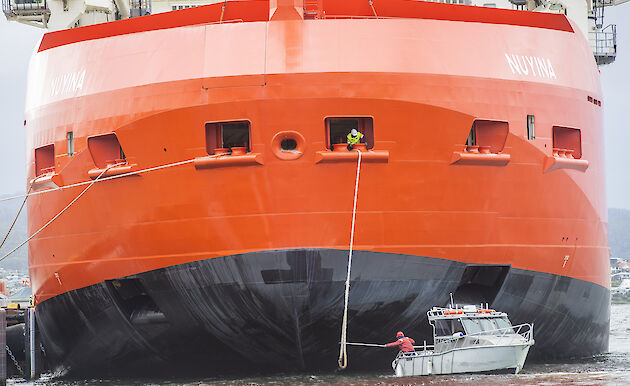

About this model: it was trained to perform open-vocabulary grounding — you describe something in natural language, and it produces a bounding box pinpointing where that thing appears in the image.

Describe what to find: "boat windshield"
[462,317,513,335]
[433,318,465,337]
[462,318,483,334]
[495,317,512,330]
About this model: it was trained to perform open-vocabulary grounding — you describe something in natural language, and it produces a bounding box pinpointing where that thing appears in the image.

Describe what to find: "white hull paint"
[393,342,532,376]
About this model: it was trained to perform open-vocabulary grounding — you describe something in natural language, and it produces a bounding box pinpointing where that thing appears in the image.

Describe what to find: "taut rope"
[0,152,230,262]
[0,180,34,252]
[0,157,200,203]
[0,162,125,263]
[338,150,362,369]
[369,0,378,18]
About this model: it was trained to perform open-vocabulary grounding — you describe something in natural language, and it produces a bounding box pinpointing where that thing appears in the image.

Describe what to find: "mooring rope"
[0,180,34,252]
[0,153,231,262]
[338,149,362,369]
[0,157,202,203]
[0,162,124,263]
[369,0,378,18]
[343,342,385,348]
[220,0,227,23]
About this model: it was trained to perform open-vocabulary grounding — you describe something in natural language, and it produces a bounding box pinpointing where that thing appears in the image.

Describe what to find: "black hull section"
[36,249,610,377]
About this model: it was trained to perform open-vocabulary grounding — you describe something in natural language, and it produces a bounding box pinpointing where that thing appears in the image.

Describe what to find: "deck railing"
[130,0,151,17]
[2,0,47,14]
[590,24,617,66]
[431,323,533,353]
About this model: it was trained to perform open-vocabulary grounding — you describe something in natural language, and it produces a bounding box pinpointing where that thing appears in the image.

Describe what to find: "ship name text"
[505,54,556,79]
[50,69,86,97]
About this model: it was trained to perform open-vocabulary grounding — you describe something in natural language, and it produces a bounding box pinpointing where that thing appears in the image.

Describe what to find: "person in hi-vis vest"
[346,129,364,150]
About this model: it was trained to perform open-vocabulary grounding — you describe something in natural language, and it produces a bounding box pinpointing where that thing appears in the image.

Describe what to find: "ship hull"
[24,2,610,377]
[36,249,609,376]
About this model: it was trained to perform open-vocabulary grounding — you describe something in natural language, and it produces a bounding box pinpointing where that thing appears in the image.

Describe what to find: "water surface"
[9,304,630,385]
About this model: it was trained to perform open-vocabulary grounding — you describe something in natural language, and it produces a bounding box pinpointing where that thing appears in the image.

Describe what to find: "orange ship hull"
[23,1,609,375]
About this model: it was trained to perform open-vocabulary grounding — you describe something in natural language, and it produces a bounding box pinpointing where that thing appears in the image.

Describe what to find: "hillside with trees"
[608,208,630,259]
[0,194,28,271]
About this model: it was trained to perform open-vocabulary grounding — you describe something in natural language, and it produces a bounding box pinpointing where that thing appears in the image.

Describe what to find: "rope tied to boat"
[338,149,362,369]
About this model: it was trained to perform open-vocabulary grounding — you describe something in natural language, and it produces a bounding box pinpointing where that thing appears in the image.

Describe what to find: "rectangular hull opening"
[106,278,167,325]
[453,265,510,306]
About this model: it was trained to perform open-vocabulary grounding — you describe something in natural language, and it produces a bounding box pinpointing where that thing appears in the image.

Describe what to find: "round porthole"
[281,138,298,151]
[272,131,305,160]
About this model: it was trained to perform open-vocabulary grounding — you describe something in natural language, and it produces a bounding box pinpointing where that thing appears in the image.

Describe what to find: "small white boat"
[392,305,534,376]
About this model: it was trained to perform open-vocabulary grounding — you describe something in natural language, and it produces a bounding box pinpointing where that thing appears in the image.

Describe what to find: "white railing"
[467,322,533,341]
[431,323,533,353]
[427,307,506,319]
[130,0,151,17]
[593,0,616,6]
[590,24,617,66]
[2,0,47,13]
[2,0,49,28]
[2,0,47,14]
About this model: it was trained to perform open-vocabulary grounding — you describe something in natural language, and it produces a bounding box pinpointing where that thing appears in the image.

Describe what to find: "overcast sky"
[1,7,630,207]
[0,17,42,192]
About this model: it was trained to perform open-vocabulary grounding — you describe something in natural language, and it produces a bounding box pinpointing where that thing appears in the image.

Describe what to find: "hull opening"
[453,265,510,306]
[107,278,169,328]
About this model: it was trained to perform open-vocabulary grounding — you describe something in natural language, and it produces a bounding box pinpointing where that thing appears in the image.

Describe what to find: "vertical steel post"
[29,308,35,380]
[24,307,40,380]
[0,308,6,386]
[24,308,30,379]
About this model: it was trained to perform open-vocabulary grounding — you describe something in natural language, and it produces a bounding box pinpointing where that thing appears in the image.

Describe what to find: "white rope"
[342,341,430,349]
[0,180,34,251]
[0,158,199,203]
[338,150,362,369]
[0,153,230,262]
[343,342,385,348]
[0,152,239,203]
[0,162,123,263]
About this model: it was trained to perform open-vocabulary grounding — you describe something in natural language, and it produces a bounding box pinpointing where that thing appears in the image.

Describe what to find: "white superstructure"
[2,0,626,64]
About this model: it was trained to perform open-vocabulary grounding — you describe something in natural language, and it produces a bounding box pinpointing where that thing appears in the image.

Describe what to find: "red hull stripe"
[38,0,270,52]
[326,0,573,33]
[38,0,573,53]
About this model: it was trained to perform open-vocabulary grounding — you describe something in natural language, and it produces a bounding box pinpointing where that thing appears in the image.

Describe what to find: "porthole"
[272,131,305,160]
[281,138,298,151]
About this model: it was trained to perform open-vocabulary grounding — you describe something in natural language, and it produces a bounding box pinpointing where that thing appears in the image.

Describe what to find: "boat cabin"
[428,305,514,341]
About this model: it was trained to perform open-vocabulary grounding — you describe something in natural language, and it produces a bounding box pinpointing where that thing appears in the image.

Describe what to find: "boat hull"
[393,343,532,376]
[35,248,609,376]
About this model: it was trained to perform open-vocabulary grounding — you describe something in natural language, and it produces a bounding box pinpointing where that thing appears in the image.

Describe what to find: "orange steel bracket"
[543,156,589,173]
[87,164,138,179]
[194,153,264,169]
[270,0,304,20]
[450,151,510,166]
[30,172,60,191]
[314,150,389,164]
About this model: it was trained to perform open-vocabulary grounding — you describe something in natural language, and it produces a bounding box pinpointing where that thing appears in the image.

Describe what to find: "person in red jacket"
[385,331,415,352]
